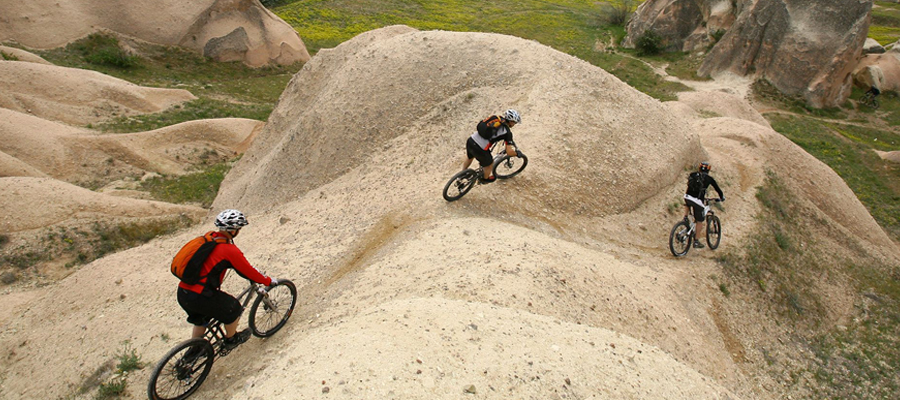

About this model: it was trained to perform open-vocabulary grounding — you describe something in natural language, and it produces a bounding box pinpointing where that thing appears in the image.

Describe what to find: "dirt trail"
[0,26,897,400]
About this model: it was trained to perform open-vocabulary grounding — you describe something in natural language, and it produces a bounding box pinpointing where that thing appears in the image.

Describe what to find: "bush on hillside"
[636,29,663,56]
[72,33,140,68]
[1,51,19,61]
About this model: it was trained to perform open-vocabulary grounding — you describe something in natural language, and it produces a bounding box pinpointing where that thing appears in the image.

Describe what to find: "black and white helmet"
[215,209,249,231]
[503,109,521,124]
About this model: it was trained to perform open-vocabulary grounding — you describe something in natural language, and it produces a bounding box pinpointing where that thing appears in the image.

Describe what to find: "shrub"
[115,342,145,373]
[636,29,663,56]
[72,33,140,68]
[710,29,727,43]
[95,377,126,399]
[1,51,19,61]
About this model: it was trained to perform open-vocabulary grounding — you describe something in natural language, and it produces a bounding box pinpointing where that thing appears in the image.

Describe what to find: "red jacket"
[178,231,271,294]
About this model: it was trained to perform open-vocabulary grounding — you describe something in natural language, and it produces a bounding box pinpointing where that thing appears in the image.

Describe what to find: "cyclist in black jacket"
[684,161,725,248]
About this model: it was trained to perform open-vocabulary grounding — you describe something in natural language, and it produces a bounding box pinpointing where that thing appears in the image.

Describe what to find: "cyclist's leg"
[693,205,706,238]
[484,163,494,179]
[192,325,206,339]
[462,157,474,170]
[464,138,482,171]
[466,139,494,179]
[178,289,214,339]
[211,291,244,339]
[687,203,705,236]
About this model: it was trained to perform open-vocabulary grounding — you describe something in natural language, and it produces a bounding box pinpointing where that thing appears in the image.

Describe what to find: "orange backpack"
[171,231,229,284]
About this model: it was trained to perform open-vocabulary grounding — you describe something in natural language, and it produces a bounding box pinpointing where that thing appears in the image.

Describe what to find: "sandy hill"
[0,108,263,185]
[0,0,309,67]
[0,45,51,65]
[0,60,196,126]
[0,26,898,400]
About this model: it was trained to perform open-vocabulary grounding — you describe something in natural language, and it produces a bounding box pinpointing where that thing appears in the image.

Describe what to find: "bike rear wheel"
[249,280,298,337]
[442,169,478,201]
[669,221,692,257]
[148,338,214,400]
[493,153,528,179]
[706,215,722,250]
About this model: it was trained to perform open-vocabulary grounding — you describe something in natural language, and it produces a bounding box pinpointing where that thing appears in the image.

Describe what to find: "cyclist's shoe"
[683,216,689,223]
[480,175,496,184]
[223,329,251,350]
[693,241,705,249]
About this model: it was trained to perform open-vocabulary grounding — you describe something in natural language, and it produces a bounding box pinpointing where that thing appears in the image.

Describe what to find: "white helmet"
[503,109,521,124]
[215,209,249,231]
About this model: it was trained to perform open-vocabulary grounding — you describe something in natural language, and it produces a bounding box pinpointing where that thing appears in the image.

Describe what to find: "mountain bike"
[859,88,880,109]
[669,199,722,257]
[147,279,297,400]
[442,143,528,202]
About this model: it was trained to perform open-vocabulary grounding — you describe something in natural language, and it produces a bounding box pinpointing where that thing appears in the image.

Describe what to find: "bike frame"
[685,198,718,233]
[472,141,517,178]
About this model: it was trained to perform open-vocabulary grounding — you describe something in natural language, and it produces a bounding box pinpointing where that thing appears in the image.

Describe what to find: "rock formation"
[697,0,871,108]
[623,0,751,52]
[854,49,900,92]
[0,0,309,67]
[864,38,886,54]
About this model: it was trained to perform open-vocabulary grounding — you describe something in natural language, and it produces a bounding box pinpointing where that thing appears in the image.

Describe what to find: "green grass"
[274,0,689,101]
[95,98,273,132]
[1,51,19,61]
[718,171,900,397]
[806,259,900,399]
[140,162,234,207]
[71,33,141,68]
[766,114,900,240]
[35,35,300,108]
[752,79,848,119]
[0,216,193,273]
[115,341,145,374]
[871,2,900,44]
[716,171,829,321]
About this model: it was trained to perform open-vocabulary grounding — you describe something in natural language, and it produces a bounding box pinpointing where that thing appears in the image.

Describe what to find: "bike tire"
[669,221,692,257]
[249,279,298,338]
[442,169,478,202]
[706,215,722,250]
[147,338,215,400]
[872,98,880,109]
[493,153,528,179]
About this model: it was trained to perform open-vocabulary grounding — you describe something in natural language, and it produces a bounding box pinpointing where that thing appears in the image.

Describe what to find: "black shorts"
[466,137,493,167]
[177,288,243,326]
[685,201,706,222]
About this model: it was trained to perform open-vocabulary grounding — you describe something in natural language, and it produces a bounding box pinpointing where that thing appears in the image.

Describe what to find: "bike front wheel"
[706,215,722,250]
[669,221,692,257]
[148,338,215,400]
[493,153,528,179]
[442,169,478,201]
[249,279,298,337]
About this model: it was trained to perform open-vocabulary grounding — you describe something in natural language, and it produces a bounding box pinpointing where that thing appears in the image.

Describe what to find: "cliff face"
[697,0,871,108]
[626,0,871,109]
[623,0,750,52]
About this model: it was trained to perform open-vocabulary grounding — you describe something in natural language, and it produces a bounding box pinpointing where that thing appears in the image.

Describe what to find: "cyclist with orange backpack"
[461,109,522,183]
[175,209,277,350]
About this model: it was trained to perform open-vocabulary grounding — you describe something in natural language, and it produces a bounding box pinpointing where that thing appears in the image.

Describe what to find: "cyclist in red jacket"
[177,209,276,350]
